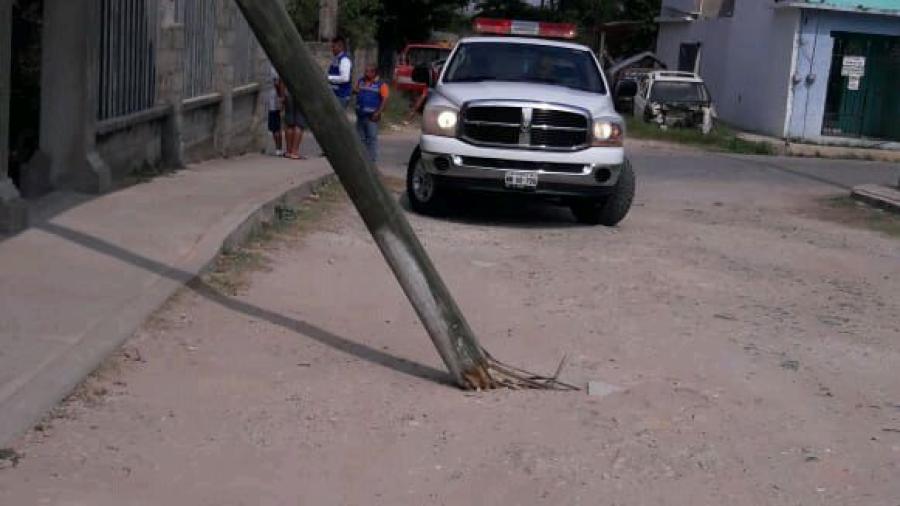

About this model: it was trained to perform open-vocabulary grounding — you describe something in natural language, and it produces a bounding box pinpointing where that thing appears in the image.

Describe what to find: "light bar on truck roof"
[473,18,578,40]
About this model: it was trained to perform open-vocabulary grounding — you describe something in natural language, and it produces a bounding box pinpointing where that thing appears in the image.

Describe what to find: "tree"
[377,0,470,51]
[286,0,382,47]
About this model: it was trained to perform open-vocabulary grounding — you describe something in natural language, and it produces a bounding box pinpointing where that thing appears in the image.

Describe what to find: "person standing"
[268,66,284,157]
[283,92,308,160]
[327,36,353,109]
[354,64,389,164]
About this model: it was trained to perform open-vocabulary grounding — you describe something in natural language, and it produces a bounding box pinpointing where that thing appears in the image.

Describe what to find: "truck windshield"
[650,81,708,103]
[443,42,606,94]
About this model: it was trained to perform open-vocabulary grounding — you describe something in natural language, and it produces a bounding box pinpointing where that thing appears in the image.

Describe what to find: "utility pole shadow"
[37,221,452,386]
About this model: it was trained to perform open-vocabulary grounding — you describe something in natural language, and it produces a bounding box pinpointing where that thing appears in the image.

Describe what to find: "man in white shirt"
[327,36,353,109]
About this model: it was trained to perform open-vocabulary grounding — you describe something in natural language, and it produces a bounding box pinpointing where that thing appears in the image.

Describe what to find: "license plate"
[504,171,538,189]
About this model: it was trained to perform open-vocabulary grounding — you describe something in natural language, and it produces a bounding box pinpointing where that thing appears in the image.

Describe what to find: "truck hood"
[435,81,617,119]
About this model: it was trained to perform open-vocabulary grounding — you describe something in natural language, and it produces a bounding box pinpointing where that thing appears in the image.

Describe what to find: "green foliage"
[339,0,382,47]
[378,0,470,50]
[285,0,319,40]
[625,117,777,155]
[283,0,661,55]
[614,0,663,55]
[286,0,382,47]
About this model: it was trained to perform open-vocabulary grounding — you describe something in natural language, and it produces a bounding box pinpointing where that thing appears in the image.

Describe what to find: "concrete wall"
[231,90,263,154]
[182,103,219,162]
[37,0,97,190]
[97,118,164,180]
[657,1,800,136]
[0,0,28,233]
[786,10,900,142]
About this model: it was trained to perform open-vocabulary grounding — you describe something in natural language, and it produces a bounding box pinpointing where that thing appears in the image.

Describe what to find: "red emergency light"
[473,18,578,40]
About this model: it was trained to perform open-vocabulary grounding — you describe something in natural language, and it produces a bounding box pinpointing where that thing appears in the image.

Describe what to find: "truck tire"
[406,146,444,215]
[571,159,635,226]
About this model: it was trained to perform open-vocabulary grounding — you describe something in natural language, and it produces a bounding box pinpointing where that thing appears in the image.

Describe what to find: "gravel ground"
[1,141,899,505]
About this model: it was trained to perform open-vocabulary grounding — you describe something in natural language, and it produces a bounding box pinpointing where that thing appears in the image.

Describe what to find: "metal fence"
[98,0,160,120]
[180,0,217,98]
[232,13,259,85]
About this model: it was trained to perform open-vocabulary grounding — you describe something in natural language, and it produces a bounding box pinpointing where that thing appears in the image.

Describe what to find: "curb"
[737,133,900,163]
[0,171,336,447]
[851,184,900,214]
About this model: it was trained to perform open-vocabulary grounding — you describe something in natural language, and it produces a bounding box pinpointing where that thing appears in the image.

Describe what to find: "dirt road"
[1,140,899,505]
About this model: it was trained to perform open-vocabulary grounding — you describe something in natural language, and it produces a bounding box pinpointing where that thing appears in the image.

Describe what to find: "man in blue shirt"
[327,36,353,109]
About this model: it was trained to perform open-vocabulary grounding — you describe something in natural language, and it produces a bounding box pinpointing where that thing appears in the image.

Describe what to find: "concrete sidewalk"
[0,154,333,445]
[736,131,900,163]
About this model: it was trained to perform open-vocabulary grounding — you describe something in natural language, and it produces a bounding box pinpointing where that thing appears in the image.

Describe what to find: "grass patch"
[816,196,900,239]
[382,85,416,128]
[626,117,776,155]
[203,180,347,295]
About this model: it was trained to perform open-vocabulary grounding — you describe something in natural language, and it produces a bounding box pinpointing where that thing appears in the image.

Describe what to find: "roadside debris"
[0,448,23,468]
[780,359,800,371]
[587,381,624,398]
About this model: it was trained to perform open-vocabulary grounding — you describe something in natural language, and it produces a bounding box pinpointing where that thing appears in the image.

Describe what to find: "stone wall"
[92,0,271,179]
[181,101,220,163]
[97,118,165,180]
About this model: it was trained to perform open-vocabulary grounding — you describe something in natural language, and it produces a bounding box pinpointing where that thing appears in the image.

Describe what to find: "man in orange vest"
[353,64,390,163]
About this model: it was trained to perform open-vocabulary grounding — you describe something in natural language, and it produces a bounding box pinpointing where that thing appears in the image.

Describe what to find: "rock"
[588,381,623,398]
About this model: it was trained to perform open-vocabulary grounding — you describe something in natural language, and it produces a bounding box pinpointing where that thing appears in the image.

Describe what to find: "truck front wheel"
[406,147,445,215]
[571,159,635,226]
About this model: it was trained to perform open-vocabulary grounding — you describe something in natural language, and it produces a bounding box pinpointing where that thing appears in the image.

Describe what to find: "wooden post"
[233,0,493,390]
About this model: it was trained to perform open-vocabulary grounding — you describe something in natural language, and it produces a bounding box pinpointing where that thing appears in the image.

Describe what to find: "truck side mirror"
[412,64,434,87]
[615,80,638,99]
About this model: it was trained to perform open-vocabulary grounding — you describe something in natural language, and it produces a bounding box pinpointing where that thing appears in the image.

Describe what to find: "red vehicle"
[393,43,453,93]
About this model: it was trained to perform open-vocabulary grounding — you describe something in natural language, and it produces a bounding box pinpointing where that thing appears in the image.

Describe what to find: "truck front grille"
[460,156,586,174]
[461,104,590,151]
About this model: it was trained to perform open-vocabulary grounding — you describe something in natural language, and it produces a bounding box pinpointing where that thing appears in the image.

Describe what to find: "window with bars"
[232,13,259,86]
[180,0,217,98]
[97,0,159,120]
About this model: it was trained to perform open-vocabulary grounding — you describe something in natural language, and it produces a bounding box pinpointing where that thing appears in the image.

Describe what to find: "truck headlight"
[423,106,459,137]
[592,120,624,147]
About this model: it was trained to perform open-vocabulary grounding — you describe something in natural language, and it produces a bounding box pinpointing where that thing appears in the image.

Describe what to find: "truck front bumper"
[419,135,625,199]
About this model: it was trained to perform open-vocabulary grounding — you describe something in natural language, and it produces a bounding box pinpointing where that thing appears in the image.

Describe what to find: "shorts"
[267,110,281,132]
[284,95,308,129]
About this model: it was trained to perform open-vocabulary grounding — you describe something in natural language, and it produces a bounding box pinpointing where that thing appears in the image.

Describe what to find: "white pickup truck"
[406,19,634,226]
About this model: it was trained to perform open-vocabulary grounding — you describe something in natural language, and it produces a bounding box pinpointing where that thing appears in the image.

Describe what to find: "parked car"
[632,70,715,133]
[405,17,634,226]
[393,43,453,94]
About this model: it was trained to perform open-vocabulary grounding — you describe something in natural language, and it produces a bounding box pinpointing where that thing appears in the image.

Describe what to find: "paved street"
[1,133,899,505]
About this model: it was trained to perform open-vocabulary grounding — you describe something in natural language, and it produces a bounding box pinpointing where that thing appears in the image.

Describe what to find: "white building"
[655,0,900,147]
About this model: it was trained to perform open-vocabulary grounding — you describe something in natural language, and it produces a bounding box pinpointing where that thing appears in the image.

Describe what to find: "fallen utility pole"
[234,0,494,389]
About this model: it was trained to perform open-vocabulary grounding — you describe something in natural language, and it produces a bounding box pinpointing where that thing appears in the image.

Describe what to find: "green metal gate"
[822,32,900,142]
